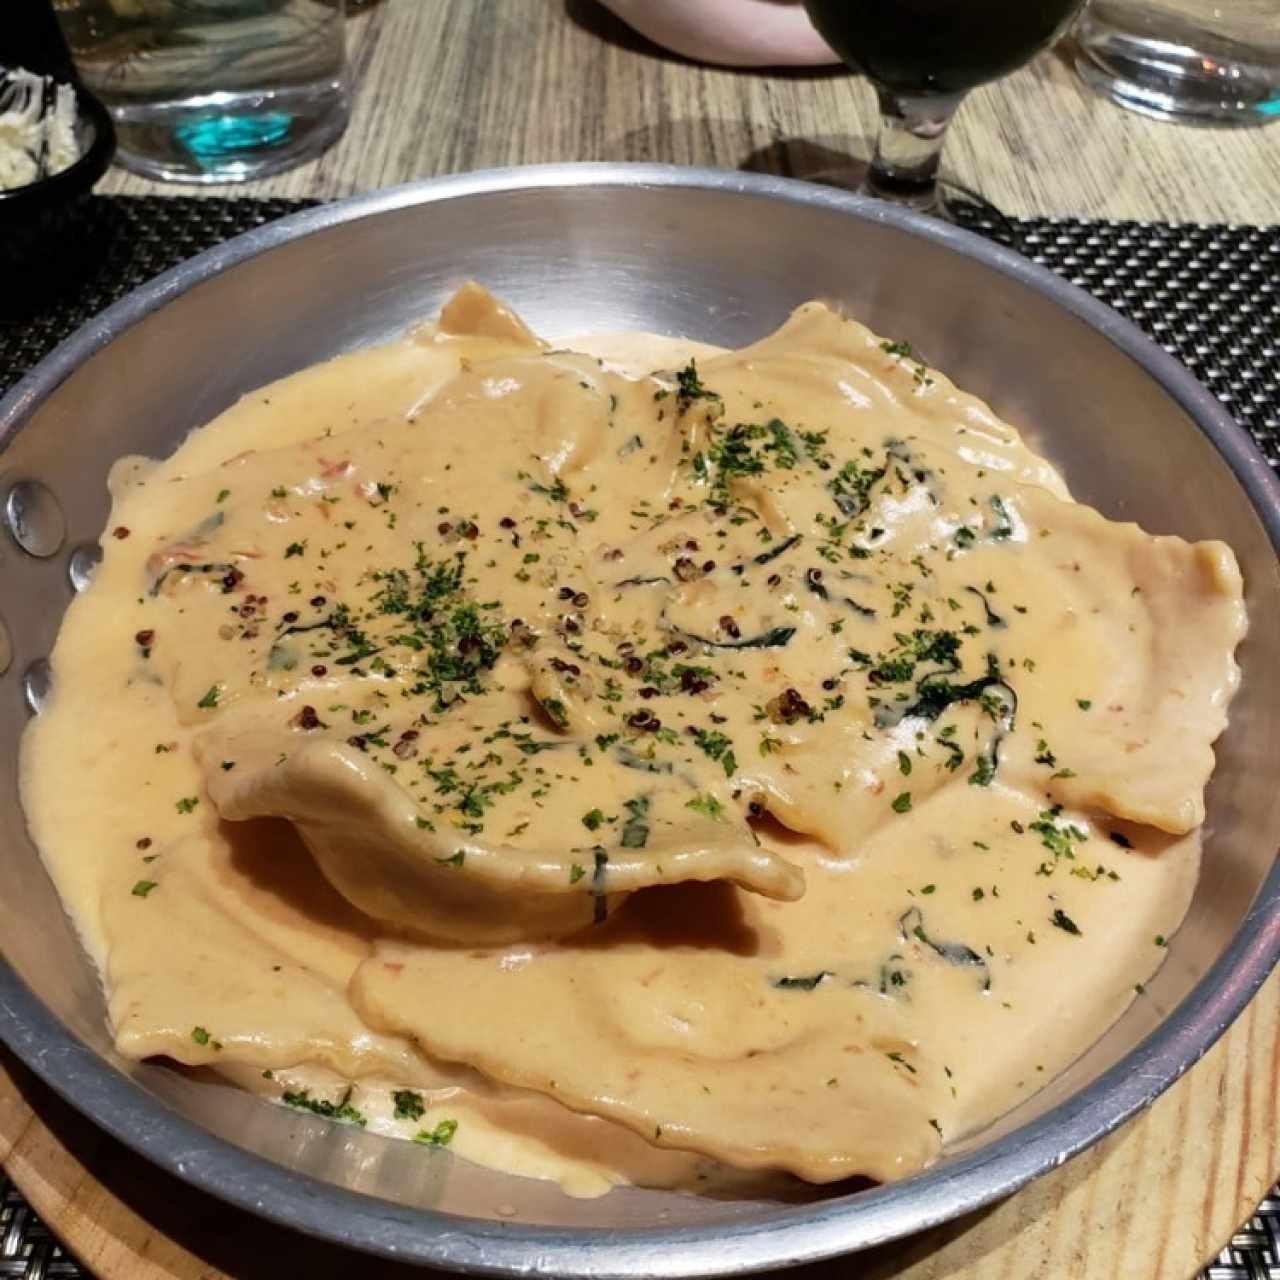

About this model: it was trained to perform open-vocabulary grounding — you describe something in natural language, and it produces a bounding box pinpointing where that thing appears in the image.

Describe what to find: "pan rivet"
[23,658,51,714]
[68,543,102,593]
[5,482,67,559]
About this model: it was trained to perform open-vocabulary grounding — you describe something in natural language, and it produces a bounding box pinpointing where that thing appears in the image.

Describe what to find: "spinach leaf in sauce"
[620,795,651,848]
[899,906,991,991]
[771,971,834,991]
[667,621,798,651]
[805,567,877,619]
[591,849,610,923]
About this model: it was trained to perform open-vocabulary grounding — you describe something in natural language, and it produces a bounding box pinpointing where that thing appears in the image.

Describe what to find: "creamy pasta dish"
[21,285,1246,1196]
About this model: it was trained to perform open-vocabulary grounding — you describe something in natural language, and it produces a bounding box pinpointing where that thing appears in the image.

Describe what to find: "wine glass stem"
[866,87,964,211]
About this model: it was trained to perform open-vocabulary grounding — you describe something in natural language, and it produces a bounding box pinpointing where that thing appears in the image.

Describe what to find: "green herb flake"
[392,1089,426,1121]
[685,793,725,820]
[541,697,569,728]
[191,1026,211,1046]
[175,796,199,814]
[891,791,912,814]
[1051,909,1082,936]
[771,971,833,991]
[197,684,221,709]
[413,1119,458,1147]
[131,879,157,898]
[692,728,737,778]
[282,1087,366,1127]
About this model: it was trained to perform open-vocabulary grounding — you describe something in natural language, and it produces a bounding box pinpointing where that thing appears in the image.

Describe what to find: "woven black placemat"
[2,196,1277,473]
[0,196,1278,1280]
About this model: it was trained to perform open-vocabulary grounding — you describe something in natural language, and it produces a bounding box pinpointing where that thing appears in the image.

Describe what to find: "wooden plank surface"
[3,969,1277,1279]
[95,0,1280,225]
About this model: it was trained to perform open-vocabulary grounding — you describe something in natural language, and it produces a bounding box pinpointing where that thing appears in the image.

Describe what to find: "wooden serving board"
[2,970,1276,1280]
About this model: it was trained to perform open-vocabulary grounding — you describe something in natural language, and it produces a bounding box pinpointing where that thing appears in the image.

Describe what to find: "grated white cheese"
[0,68,83,191]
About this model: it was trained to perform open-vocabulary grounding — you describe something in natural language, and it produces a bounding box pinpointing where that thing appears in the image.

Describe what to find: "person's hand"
[598,0,838,67]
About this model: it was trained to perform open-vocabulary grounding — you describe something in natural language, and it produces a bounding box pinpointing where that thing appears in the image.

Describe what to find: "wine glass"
[803,0,1086,219]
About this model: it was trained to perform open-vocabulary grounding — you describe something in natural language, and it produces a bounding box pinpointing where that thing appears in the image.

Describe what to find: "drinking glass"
[803,0,1086,218]
[1075,1,1280,124]
[51,0,350,184]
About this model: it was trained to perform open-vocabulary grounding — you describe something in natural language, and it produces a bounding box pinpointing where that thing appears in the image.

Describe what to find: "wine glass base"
[802,166,1018,241]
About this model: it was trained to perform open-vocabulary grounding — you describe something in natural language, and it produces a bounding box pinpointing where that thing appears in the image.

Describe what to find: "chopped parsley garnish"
[282,1087,366,1127]
[197,684,221,709]
[366,548,507,710]
[581,808,605,831]
[968,756,996,787]
[131,879,157,898]
[1051,909,1082,936]
[1028,807,1088,873]
[529,476,569,503]
[191,1026,211,1046]
[175,796,199,814]
[829,456,886,519]
[891,791,912,814]
[392,1089,425,1121]
[772,972,832,991]
[692,728,737,778]
[685,793,724,820]
[675,360,719,412]
[413,1119,458,1147]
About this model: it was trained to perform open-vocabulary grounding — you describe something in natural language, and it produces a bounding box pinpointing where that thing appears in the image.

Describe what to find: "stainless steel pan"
[1,165,1277,1277]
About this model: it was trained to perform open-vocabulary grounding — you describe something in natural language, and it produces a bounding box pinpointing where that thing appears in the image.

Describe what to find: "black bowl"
[0,76,116,243]
[0,78,116,311]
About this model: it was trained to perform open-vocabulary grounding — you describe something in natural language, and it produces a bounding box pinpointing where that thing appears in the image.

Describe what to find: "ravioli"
[21,284,1245,1194]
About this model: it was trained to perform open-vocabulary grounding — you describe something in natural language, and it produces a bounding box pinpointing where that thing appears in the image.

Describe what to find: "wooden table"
[97,0,1280,224]
[11,2,1277,1277]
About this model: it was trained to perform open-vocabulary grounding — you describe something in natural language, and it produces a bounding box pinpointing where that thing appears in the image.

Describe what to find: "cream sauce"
[20,284,1246,1194]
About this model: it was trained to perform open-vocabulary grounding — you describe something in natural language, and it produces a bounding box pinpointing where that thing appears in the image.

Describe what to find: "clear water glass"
[1075,1,1280,124]
[51,0,350,184]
